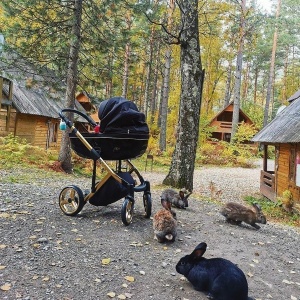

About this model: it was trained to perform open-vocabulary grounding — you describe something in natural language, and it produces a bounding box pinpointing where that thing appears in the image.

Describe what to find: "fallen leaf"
[32,275,39,280]
[0,265,6,270]
[117,295,126,299]
[122,283,128,288]
[252,259,259,264]
[0,213,10,218]
[0,244,7,249]
[124,276,134,282]
[247,272,254,278]
[42,276,50,281]
[102,258,111,265]
[0,283,11,291]
[107,292,116,298]
[291,296,297,300]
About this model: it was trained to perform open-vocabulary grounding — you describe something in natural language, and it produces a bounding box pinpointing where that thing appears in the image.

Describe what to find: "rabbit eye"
[180,261,185,266]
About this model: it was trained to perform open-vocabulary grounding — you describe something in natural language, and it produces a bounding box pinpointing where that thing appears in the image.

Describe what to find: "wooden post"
[263,144,268,172]
[0,77,3,107]
[145,154,153,171]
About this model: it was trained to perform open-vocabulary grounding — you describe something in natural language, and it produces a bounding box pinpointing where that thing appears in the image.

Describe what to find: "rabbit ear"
[161,199,171,210]
[252,203,261,212]
[191,242,207,260]
[179,190,185,199]
[184,192,192,200]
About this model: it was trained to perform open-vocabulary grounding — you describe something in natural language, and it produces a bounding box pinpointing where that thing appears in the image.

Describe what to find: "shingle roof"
[252,94,300,143]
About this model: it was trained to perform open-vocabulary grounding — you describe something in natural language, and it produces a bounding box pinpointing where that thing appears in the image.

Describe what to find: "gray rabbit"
[153,198,177,243]
[160,188,191,209]
[176,242,253,300]
[220,202,267,229]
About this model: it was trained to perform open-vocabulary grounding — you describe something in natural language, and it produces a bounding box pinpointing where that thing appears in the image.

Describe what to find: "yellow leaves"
[0,283,11,291]
[101,258,111,265]
[0,212,10,218]
[124,276,134,282]
[107,292,132,299]
[0,244,7,249]
[0,265,6,270]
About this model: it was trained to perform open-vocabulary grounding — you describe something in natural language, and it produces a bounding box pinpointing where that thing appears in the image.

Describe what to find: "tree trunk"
[159,49,171,151]
[122,42,130,99]
[263,0,281,127]
[58,0,83,173]
[159,0,175,152]
[224,64,232,107]
[231,0,246,143]
[143,26,155,118]
[163,0,203,192]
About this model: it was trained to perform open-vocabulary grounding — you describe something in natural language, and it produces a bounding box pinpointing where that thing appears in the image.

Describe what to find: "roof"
[0,53,87,121]
[252,95,300,143]
[287,89,300,102]
[209,101,254,124]
[2,79,86,121]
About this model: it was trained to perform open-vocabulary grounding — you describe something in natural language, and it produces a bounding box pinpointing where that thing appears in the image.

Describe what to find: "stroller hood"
[98,97,149,135]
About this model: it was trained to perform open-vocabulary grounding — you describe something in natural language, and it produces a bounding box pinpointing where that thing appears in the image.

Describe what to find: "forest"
[0,0,300,156]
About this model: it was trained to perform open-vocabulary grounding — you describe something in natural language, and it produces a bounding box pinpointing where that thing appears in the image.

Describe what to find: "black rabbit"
[176,242,253,300]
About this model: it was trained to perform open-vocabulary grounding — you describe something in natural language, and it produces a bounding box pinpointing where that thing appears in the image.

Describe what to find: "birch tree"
[163,0,204,191]
[231,0,246,143]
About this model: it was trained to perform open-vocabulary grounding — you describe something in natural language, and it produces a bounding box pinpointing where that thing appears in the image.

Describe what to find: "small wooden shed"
[209,102,255,142]
[0,76,86,149]
[252,91,300,213]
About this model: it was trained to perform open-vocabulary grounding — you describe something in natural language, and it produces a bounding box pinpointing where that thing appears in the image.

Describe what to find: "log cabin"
[252,90,300,213]
[208,102,255,143]
[0,75,86,150]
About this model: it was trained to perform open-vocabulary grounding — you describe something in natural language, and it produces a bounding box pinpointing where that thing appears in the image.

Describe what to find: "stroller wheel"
[143,193,152,218]
[121,198,134,226]
[59,185,85,216]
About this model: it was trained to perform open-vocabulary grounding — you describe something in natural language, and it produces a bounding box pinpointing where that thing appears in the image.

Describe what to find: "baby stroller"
[58,97,151,226]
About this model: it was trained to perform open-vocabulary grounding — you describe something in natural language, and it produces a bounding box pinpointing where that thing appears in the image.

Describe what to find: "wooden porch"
[260,170,276,201]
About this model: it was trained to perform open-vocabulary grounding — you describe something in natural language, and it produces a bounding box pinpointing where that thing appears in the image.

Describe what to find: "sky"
[258,0,273,12]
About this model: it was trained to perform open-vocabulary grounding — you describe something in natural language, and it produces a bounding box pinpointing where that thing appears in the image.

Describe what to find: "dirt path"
[0,166,299,300]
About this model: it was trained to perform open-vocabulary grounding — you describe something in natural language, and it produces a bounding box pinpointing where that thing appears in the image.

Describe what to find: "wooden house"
[208,102,255,142]
[252,91,300,213]
[76,91,100,123]
[0,75,86,149]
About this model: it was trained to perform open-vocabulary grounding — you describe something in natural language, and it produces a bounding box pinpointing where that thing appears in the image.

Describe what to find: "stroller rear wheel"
[121,198,134,226]
[143,193,152,218]
[59,185,85,216]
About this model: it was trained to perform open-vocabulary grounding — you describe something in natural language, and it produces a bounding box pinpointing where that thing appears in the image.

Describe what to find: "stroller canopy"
[98,97,149,135]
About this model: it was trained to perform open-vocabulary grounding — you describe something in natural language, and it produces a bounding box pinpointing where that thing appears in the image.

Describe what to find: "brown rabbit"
[220,202,267,229]
[153,199,177,243]
[160,188,192,209]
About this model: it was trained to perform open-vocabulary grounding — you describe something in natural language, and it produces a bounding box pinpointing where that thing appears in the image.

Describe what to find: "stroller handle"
[59,109,98,128]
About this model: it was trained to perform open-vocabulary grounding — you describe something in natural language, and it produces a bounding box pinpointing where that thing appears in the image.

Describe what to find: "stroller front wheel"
[59,185,85,216]
[143,193,152,218]
[121,198,134,226]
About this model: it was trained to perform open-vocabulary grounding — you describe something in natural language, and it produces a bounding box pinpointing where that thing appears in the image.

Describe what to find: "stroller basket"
[69,132,149,160]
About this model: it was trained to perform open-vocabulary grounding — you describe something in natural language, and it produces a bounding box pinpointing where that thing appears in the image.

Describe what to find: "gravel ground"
[0,161,299,300]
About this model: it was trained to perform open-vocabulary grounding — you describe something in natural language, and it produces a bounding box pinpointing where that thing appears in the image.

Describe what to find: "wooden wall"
[276,143,300,205]
[1,110,62,150]
[0,107,16,136]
